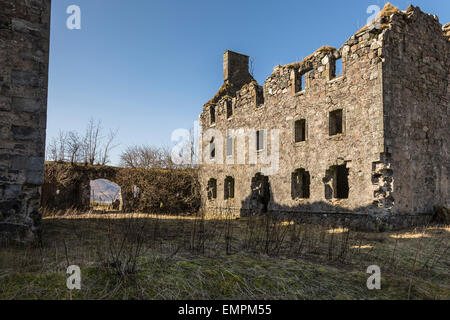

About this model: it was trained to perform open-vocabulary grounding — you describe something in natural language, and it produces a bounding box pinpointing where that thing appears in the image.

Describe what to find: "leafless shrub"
[189,218,205,254]
[120,145,176,169]
[67,131,82,164]
[99,128,119,166]
[46,130,68,162]
[45,117,119,166]
[96,218,147,279]
[82,118,101,165]
[117,167,200,214]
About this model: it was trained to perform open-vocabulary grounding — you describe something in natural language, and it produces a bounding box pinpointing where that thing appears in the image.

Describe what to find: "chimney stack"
[223,50,251,85]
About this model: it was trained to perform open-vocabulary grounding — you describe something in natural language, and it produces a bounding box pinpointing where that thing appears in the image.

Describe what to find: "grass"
[0,213,448,300]
[204,83,234,107]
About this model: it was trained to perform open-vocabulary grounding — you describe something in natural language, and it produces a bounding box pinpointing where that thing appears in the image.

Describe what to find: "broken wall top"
[202,3,448,111]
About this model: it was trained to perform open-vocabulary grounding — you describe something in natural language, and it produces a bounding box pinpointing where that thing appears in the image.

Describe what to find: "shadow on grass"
[0,213,448,299]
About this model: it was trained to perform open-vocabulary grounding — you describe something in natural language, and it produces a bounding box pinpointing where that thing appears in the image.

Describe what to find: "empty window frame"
[226,132,233,157]
[226,100,233,119]
[294,119,307,142]
[294,69,313,93]
[331,57,343,79]
[301,69,313,91]
[329,109,343,136]
[255,86,264,107]
[292,169,310,199]
[207,178,217,200]
[210,105,216,124]
[224,176,235,200]
[256,130,265,151]
[210,138,215,159]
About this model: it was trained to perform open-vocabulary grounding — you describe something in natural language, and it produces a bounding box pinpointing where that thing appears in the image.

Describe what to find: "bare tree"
[57,130,67,162]
[46,137,59,162]
[160,145,175,169]
[67,131,82,164]
[82,118,101,165]
[120,145,155,169]
[120,145,176,169]
[100,128,119,166]
[46,118,119,166]
[46,131,67,162]
[120,146,140,168]
[138,146,159,168]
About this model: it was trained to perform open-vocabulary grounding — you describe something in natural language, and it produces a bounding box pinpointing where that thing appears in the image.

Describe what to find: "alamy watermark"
[366,265,381,290]
[366,5,382,30]
[66,265,81,290]
[66,5,81,30]
[171,121,280,176]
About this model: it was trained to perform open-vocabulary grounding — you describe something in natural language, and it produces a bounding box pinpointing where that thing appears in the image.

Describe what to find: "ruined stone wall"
[42,164,120,212]
[199,5,447,230]
[42,163,201,215]
[0,0,51,242]
[382,6,449,215]
[200,31,386,219]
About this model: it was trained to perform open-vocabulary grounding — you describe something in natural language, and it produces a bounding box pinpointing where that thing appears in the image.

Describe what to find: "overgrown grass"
[0,213,448,300]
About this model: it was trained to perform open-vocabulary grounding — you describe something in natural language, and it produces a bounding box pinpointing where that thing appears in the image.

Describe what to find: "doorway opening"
[250,173,271,213]
[90,179,122,212]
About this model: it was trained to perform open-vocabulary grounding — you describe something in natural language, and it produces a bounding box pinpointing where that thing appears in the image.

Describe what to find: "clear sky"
[47,0,450,165]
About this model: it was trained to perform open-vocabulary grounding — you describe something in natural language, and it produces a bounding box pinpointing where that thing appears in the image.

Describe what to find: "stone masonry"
[0,0,51,242]
[41,163,200,215]
[199,5,449,231]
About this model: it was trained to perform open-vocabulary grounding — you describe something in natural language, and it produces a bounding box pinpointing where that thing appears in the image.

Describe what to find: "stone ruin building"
[0,0,51,242]
[41,163,200,215]
[199,4,449,230]
[0,2,449,243]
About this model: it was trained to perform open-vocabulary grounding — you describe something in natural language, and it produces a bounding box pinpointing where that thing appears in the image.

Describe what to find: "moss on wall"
[42,163,200,215]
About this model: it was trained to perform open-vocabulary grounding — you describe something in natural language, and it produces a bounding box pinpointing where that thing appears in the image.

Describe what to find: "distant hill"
[90,179,121,203]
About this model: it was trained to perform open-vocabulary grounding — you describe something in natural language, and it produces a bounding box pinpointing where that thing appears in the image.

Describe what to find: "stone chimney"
[223,50,252,85]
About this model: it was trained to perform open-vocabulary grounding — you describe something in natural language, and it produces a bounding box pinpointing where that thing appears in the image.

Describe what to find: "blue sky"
[47,0,450,165]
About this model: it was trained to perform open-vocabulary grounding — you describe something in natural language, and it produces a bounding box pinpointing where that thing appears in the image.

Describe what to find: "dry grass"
[43,212,201,221]
[327,227,349,234]
[0,212,448,300]
[204,83,234,107]
[350,244,373,249]
[390,232,431,239]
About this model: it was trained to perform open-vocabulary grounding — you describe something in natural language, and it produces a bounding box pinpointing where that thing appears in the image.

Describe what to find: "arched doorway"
[90,179,122,212]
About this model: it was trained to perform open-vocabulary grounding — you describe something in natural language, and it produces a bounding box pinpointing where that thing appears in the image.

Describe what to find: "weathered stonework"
[42,163,200,215]
[199,5,449,231]
[0,0,51,242]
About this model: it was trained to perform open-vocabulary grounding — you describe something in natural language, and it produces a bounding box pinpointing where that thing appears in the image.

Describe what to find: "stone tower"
[0,0,51,242]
